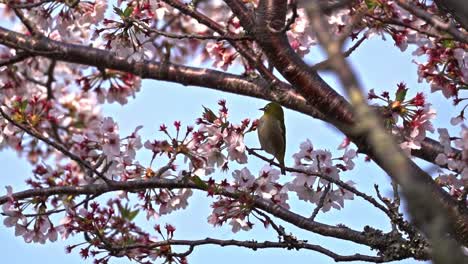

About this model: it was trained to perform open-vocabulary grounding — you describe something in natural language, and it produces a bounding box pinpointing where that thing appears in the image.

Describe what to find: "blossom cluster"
[368,82,437,154]
[434,127,468,200]
[359,1,467,107]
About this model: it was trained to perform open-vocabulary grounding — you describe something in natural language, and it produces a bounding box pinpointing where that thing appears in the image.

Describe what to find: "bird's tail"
[278,157,286,175]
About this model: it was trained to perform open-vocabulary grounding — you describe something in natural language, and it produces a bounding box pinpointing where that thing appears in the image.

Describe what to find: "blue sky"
[0,33,457,263]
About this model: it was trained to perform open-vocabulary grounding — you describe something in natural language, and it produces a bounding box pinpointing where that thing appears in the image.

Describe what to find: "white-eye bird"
[257,102,286,175]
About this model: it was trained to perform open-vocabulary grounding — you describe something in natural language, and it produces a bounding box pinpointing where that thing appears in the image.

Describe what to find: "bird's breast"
[257,115,283,156]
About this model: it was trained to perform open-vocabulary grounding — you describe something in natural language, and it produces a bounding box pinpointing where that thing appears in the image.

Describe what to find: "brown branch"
[282,2,299,33]
[0,26,326,122]
[6,0,53,9]
[367,15,452,40]
[252,208,290,239]
[12,8,40,36]
[310,183,331,220]
[45,59,56,100]
[227,0,356,126]
[0,176,427,259]
[222,0,255,29]
[109,237,388,263]
[130,18,252,41]
[433,0,468,30]
[14,194,98,217]
[0,52,31,67]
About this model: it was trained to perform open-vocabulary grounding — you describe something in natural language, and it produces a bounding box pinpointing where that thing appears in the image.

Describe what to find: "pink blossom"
[229,217,251,233]
[102,133,121,158]
[225,130,247,164]
[232,167,255,190]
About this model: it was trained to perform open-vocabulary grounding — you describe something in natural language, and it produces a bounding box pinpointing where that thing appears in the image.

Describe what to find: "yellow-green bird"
[257,102,286,175]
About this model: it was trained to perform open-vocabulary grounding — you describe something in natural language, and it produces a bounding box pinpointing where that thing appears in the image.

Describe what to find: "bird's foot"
[267,157,276,165]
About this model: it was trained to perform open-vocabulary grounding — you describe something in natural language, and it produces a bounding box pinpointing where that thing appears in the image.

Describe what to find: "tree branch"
[0,52,31,66]
[0,176,427,259]
[110,237,388,263]
[0,106,112,184]
[433,0,468,30]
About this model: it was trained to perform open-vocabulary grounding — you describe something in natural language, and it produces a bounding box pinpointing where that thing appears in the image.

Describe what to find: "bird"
[257,102,286,175]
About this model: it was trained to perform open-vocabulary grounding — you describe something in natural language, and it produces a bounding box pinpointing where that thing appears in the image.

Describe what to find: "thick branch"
[433,0,468,30]
[0,177,425,258]
[0,26,327,121]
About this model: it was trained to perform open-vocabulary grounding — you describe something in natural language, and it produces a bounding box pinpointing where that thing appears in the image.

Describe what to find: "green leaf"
[192,176,208,189]
[19,100,28,112]
[365,0,379,10]
[441,39,455,49]
[118,203,139,221]
[395,87,407,102]
[123,6,133,17]
[127,209,139,221]
[202,106,217,122]
[220,121,230,133]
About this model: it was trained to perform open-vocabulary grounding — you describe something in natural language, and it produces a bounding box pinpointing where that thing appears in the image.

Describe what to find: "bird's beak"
[259,107,265,111]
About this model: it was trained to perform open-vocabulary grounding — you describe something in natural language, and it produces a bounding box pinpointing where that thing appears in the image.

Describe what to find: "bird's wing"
[279,117,286,161]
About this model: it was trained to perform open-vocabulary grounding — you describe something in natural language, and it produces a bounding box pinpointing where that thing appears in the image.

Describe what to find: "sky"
[0,29,460,264]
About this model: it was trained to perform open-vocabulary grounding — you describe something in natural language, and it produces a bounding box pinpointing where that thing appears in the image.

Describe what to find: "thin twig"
[163,0,281,85]
[367,15,451,40]
[246,147,391,217]
[130,18,252,41]
[253,209,289,239]
[310,183,331,220]
[311,35,366,71]
[282,2,299,33]
[396,0,468,44]
[13,8,41,36]
[17,194,98,217]
[0,107,112,184]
